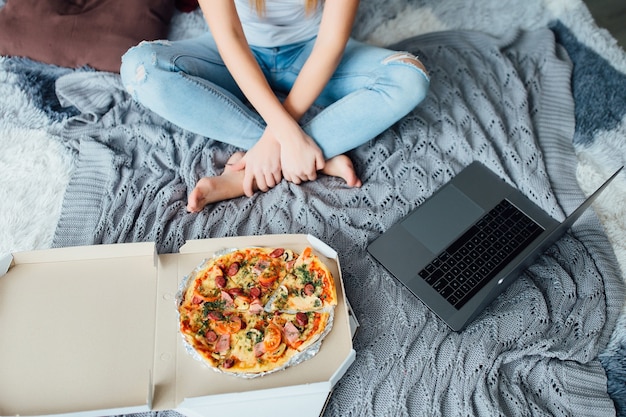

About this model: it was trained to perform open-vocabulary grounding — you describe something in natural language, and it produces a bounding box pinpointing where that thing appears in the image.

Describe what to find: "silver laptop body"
[368,161,622,331]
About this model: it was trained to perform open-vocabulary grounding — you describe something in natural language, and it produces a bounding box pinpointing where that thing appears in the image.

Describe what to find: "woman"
[120,0,429,212]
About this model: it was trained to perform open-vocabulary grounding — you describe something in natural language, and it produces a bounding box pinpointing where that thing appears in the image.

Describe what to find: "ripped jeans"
[120,33,430,159]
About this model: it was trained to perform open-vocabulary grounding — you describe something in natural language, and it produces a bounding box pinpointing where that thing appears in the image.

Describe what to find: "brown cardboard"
[0,235,355,417]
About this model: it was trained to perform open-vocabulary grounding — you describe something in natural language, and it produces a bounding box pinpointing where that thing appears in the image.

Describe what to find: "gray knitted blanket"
[52,29,624,416]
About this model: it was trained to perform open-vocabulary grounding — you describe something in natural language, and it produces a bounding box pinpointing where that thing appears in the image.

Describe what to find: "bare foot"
[321,154,362,188]
[187,152,361,212]
[186,152,248,212]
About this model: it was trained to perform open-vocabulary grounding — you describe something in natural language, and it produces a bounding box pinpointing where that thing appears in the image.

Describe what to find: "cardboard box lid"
[0,242,157,415]
[0,235,354,416]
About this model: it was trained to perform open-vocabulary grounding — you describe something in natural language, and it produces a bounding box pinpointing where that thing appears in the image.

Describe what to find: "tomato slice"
[258,273,279,287]
[263,323,283,353]
[213,315,243,335]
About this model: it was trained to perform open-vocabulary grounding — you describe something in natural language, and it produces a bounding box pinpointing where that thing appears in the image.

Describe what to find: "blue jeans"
[120,33,429,159]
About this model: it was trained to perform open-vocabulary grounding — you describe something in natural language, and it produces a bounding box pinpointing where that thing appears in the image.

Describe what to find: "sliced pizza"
[178,245,337,377]
[269,310,332,352]
[180,309,297,374]
[183,247,297,313]
[266,246,338,313]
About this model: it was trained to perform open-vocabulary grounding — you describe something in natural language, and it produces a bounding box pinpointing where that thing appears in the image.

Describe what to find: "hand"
[277,127,326,185]
[230,129,282,197]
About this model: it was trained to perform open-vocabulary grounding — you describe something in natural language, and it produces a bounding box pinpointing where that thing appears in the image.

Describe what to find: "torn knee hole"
[125,64,146,94]
[383,52,428,74]
[134,64,147,82]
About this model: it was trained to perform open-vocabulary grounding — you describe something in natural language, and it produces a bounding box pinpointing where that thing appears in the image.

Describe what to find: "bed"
[1,0,625,416]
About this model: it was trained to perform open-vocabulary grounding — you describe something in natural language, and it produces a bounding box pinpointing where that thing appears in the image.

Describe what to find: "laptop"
[367,161,623,331]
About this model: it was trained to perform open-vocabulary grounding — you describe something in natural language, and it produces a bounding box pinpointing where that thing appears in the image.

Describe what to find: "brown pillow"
[0,0,175,73]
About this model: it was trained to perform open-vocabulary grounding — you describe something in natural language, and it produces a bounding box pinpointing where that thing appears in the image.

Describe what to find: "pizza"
[177,246,338,377]
[266,246,337,313]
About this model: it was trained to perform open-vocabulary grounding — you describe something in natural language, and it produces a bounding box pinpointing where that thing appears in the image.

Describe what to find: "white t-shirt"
[234,0,322,47]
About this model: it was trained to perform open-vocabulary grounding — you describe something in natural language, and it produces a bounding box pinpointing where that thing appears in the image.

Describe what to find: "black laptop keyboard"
[417,199,544,310]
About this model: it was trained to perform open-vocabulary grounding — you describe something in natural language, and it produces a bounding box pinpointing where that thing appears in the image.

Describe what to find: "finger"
[316,153,326,171]
[255,172,269,193]
[302,166,317,182]
[264,172,277,189]
[272,171,282,187]
[243,171,257,197]
[284,170,300,184]
[229,158,246,172]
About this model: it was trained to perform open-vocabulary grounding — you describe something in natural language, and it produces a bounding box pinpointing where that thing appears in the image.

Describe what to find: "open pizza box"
[0,234,357,417]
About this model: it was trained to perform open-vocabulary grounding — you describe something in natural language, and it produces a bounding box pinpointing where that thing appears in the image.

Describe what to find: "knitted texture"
[52,29,624,416]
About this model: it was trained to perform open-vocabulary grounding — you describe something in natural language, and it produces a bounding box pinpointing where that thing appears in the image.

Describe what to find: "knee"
[120,42,151,97]
[382,52,430,110]
[120,40,171,97]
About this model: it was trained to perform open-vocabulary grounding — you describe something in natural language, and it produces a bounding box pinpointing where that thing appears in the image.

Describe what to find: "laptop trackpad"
[401,184,484,254]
